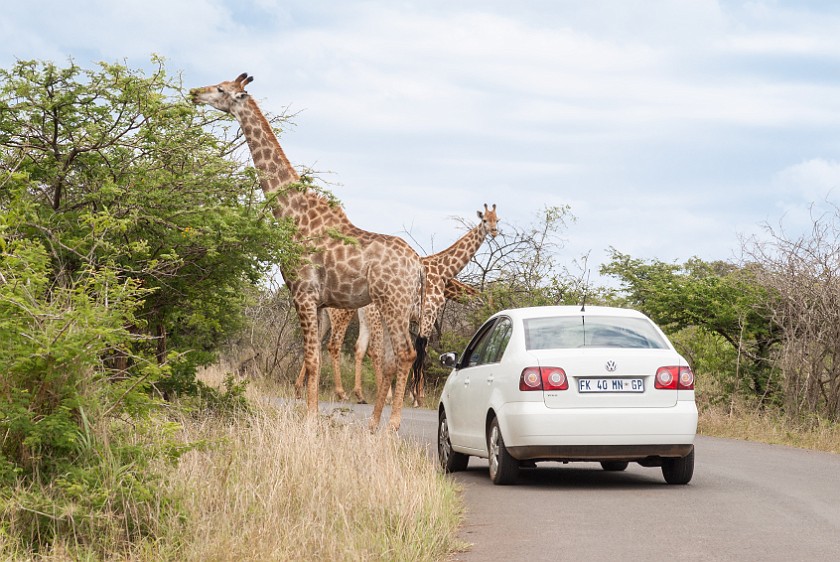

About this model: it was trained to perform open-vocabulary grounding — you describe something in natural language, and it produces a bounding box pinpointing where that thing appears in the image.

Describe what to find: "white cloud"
[775,158,840,203]
[6,0,840,281]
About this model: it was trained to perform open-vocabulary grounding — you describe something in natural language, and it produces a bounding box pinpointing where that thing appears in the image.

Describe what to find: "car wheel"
[600,461,629,472]
[661,447,694,485]
[438,410,469,473]
[487,418,519,485]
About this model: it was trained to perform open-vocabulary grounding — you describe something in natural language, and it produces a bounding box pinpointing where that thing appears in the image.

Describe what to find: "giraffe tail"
[410,263,429,403]
[410,335,428,400]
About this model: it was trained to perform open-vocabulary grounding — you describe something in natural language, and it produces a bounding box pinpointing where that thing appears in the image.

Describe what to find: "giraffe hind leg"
[327,308,355,401]
[352,306,375,403]
[368,318,399,431]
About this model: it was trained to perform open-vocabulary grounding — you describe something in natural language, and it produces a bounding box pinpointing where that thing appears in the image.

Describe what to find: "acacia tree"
[742,205,840,420]
[0,58,300,551]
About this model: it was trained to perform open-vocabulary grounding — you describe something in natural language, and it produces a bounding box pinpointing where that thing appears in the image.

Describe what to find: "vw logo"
[605,360,617,372]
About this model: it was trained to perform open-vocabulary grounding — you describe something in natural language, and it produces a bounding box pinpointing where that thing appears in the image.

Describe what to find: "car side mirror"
[439,352,458,368]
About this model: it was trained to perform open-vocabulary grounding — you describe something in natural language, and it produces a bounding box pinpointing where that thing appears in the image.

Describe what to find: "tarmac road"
[318,401,840,561]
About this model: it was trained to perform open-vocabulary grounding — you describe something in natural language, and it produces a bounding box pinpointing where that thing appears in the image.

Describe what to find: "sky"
[5,0,840,285]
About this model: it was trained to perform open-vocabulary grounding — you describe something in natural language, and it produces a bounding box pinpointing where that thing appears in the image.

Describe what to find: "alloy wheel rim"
[489,425,500,478]
[439,417,451,465]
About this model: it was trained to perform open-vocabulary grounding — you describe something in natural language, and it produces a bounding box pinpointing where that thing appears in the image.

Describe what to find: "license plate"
[578,378,644,393]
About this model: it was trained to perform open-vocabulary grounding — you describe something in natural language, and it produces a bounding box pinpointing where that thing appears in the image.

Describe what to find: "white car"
[437,305,697,485]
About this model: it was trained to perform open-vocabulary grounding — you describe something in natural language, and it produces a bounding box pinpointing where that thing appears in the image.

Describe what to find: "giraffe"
[190,73,426,431]
[297,276,477,404]
[313,205,498,405]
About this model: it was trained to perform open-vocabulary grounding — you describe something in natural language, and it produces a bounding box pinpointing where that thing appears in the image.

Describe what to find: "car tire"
[438,410,469,473]
[661,446,694,485]
[488,418,519,485]
[600,461,629,472]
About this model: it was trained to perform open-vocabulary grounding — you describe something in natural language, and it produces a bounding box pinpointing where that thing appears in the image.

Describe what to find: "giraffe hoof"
[356,398,368,405]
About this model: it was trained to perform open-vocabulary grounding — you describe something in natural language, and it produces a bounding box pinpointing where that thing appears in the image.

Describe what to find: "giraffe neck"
[232,97,351,234]
[424,224,487,278]
[233,98,300,192]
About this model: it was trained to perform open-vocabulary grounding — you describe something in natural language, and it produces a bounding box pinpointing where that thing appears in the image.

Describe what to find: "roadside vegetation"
[0,59,462,561]
[2,58,839,560]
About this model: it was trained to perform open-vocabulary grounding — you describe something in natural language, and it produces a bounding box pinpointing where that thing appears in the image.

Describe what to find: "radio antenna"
[580,269,591,312]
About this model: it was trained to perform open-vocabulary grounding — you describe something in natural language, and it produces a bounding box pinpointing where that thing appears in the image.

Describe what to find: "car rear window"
[523,315,669,350]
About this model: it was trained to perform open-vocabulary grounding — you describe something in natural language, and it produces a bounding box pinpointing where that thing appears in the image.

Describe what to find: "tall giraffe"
[311,205,498,404]
[191,73,425,431]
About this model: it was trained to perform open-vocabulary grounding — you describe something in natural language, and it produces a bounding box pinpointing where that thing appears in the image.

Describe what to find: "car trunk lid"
[532,349,685,409]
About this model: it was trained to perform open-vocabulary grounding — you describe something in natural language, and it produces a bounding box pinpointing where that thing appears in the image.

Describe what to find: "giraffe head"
[190,72,254,113]
[476,203,499,238]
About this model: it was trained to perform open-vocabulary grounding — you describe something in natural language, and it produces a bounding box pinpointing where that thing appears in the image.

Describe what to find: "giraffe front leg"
[327,335,347,401]
[304,353,321,416]
[387,339,417,432]
[368,367,392,432]
[294,362,307,399]
[296,302,322,416]
[369,334,399,431]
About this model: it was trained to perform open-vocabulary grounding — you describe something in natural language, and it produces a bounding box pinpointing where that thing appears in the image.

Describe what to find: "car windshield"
[523,315,669,350]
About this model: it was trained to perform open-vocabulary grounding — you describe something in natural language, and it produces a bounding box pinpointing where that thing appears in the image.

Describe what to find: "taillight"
[520,367,542,390]
[519,367,569,391]
[655,366,694,390]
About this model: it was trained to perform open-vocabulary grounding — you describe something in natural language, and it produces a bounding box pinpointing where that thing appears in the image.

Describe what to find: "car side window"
[461,319,498,368]
[483,317,513,364]
[463,317,513,367]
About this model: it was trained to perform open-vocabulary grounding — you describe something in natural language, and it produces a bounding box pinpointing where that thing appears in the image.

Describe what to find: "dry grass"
[698,401,840,454]
[0,367,464,561]
[168,366,465,561]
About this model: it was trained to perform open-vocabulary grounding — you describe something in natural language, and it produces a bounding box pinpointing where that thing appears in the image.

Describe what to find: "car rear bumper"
[498,400,697,461]
[506,443,694,462]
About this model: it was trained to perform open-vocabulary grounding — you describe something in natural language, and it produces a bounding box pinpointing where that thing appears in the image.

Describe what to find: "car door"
[446,318,498,449]
[461,317,514,451]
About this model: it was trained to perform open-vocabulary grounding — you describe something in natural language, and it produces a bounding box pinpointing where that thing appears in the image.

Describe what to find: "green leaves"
[0,58,303,553]
[601,249,780,399]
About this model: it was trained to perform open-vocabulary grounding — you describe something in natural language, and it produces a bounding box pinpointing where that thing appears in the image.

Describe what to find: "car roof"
[491,305,651,322]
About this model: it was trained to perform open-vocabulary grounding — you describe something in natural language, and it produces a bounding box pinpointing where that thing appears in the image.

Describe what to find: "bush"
[0,58,299,557]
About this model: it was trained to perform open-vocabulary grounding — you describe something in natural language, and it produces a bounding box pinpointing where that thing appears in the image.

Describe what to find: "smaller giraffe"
[311,205,498,404]
[363,277,480,405]
[302,277,477,404]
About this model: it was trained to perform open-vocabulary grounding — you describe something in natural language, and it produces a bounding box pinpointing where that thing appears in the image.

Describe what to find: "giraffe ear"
[477,210,484,220]
[234,91,250,100]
